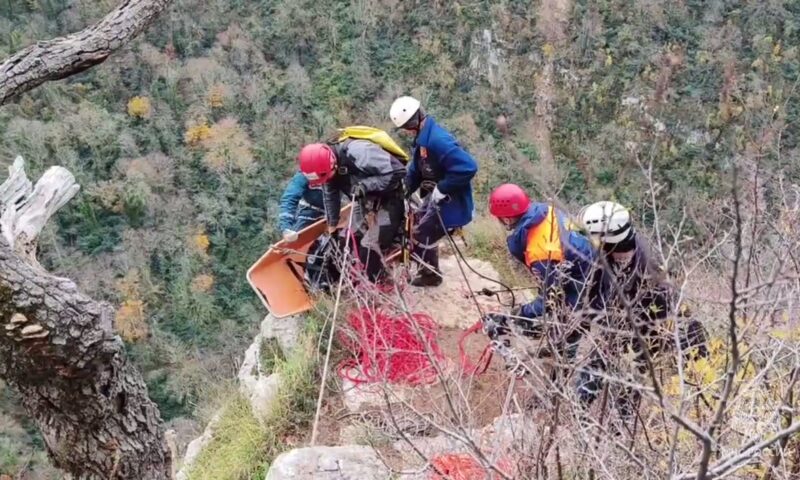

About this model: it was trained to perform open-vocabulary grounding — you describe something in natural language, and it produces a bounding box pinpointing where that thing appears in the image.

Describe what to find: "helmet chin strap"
[498,216,520,231]
[402,109,426,134]
[603,229,636,254]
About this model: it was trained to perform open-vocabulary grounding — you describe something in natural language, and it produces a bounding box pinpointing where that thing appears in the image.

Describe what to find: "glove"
[282,229,298,242]
[350,183,367,200]
[482,313,510,339]
[430,187,447,204]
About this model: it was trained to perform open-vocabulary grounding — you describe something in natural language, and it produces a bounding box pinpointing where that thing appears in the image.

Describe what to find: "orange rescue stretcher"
[247,204,409,318]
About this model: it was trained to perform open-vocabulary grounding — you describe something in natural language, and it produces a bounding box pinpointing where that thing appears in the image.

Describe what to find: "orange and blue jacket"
[507,203,596,319]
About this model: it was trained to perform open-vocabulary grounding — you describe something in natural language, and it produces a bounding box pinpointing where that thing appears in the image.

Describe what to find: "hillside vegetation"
[1,0,798,477]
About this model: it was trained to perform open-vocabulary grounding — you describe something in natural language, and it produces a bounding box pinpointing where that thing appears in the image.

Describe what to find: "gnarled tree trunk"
[0,158,171,479]
[0,0,173,105]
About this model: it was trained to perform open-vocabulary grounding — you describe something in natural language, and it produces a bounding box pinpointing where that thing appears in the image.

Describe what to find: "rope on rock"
[337,308,444,386]
[428,453,513,480]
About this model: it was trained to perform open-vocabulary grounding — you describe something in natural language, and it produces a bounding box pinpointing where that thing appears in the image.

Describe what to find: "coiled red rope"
[429,453,513,480]
[458,320,493,376]
[337,308,444,385]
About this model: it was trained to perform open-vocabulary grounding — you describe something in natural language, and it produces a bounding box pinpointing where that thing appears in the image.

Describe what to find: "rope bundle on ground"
[337,308,445,385]
[429,453,513,480]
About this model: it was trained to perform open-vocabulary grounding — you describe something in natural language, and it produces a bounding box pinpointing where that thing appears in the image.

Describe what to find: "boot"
[410,268,442,287]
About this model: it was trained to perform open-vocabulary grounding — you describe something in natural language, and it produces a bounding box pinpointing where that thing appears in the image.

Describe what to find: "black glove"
[482,313,510,339]
[350,183,367,200]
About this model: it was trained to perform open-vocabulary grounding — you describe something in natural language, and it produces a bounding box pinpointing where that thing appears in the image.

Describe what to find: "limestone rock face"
[266,445,390,480]
[178,314,303,474]
[260,313,303,355]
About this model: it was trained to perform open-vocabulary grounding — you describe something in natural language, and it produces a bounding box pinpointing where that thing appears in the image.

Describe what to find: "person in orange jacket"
[484,184,597,366]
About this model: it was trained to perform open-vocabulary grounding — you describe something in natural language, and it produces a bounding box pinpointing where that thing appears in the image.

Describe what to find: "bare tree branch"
[677,420,800,480]
[0,158,171,479]
[0,0,173,105]
[695,165,744,480]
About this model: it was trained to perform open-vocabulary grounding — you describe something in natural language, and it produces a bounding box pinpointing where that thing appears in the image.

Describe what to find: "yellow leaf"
[664,375,682,396]
[192,232,211,255]
[542,43,555,60]
[605,53,613,67]
[708,338,725,355]
[208,84,226,108]
[686,357,719,386]
[772,41,782,59]
[127,96,152,119]
[116,299,148,342]
[185,120,212,146]
[771,325,800,342]
[201,117,254,172]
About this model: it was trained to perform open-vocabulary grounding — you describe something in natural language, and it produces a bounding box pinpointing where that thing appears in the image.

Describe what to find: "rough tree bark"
[0,0,173,105]
[0,158,172,479]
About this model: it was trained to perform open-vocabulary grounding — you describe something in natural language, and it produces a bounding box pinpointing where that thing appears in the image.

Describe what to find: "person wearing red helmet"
[298,140,406,282]
[485,184,596,366]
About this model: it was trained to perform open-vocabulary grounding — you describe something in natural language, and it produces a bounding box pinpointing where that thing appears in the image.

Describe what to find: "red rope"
[429,453,513,480]
[337,308,444,385]
[458,320,493,376]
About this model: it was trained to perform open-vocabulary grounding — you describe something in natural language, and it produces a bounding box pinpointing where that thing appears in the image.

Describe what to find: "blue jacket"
[406,117,478,228]
[507,203,596,319]
[278,172,325,232]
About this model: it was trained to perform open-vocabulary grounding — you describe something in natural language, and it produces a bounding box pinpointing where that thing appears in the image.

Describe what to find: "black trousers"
[355,192,404,281]
[410,199,447,273]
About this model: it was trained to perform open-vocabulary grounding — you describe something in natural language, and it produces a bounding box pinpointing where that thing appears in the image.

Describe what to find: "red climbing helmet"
[488,183,530,218]
[298,143,336,186]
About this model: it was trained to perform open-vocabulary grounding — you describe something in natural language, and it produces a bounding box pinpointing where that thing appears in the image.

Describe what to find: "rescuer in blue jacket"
[485,184,596,363]
[278,171,325,242]
[390,96,478,287]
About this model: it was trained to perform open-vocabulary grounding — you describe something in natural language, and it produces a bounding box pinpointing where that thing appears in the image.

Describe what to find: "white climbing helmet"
[580,201,632,244]
[390,96,421,128]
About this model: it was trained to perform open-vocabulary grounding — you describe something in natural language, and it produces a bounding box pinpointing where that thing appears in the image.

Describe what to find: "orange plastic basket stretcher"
[246,205,352,319]
[247,204,409,318]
